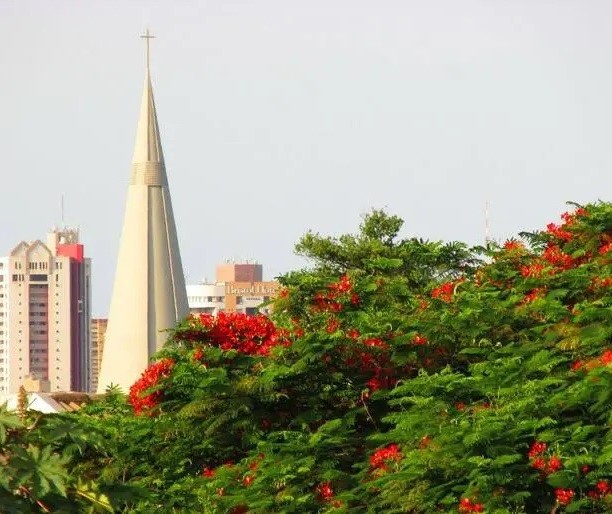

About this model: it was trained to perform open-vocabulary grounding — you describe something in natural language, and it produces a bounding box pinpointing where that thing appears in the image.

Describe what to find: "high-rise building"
[187,262,279,316]
[90,318,108,393]
[0,228,91,394]
[97,32,188,393]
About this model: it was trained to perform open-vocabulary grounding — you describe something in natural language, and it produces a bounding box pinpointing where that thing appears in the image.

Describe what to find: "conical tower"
[97,31,189,393]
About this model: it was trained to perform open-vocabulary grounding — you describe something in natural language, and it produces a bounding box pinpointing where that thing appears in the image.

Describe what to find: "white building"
[187,262,279,315]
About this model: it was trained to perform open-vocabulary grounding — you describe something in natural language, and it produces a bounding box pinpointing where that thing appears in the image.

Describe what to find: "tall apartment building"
[90,318,108,393]
[0,228,91,394]
[187,262,279,315]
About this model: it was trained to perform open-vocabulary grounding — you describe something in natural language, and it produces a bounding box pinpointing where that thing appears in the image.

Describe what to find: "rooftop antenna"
[484,200,490,244]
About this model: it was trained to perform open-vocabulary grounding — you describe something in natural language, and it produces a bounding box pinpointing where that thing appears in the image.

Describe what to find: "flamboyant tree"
[6,204,612,513]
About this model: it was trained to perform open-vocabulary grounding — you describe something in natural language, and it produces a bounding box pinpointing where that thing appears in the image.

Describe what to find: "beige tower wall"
[97,64,188,393]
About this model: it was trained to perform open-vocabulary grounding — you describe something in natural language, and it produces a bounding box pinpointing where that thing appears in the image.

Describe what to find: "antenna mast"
[484,200,490,244]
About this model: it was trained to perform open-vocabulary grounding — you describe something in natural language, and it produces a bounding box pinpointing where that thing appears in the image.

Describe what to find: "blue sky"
[2,0,612,315]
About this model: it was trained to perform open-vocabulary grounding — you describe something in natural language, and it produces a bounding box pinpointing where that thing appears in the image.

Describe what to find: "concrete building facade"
[90,318,108,393]
[0,228,91,394]
[187,262,279,315]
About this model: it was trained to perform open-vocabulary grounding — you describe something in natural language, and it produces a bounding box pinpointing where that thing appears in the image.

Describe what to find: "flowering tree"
[47,203,612,513]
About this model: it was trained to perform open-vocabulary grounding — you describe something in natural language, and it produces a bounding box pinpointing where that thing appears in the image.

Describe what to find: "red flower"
[347,328,360,340]
[412,334,428,345]
[523,288,545,304]
[547,456,563,473]
[596,480,609,495]
[570,360,583,372]
[602,350,612,365]
[202,467,215,478]
[431,282,455,302]
[503,239,525,251]
[242,474,255,487]
[192,347,204,362]
[542,245,573,269]
[316,481,334,502]
[528,441,547,458]
[369,443,402,471]
[520,263,545,278]
[329,274,352,295]
[555,488,574,505]
[458,497,484,512]
[190,312,289,356]
[128,358,175,415]
[362,337,389,349]
[600,242,612,255]
[546,223,572,242]
[326,318,340,333]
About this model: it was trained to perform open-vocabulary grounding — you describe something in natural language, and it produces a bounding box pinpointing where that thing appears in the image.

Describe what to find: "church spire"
[97,31,189,393]
[132,29,164,166]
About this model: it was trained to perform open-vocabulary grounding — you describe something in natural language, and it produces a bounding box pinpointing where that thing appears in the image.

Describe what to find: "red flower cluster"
[458,497,484,512]
[326,318,340,333]
[522,288,545,304]
[346,328,360,340]
[503,239,525,251]
[369,443,402,471]
[599,242,612,255]
[316,481,334,502]
[561,208,587,224]
[591,276,612,289]
[329,274,352,295]
[191,312,289,356]
[362,337,389,350]
[528,442,562,476]
[313,275,357,313]
[412,334,428,345]
[555,488,574,505]
[587,480,612,500]
[531,455,562,475]
[545,208,587,242]
[202,467,215,478]
[528,441,547,458]
[431,281,455,302]
[128,358,175,415]
[542,245,573,269]
[546,223,573,242]
[520,263,545,278]
[366,374,395,392]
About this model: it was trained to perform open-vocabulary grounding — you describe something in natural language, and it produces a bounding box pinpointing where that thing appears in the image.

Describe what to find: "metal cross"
[140,29,155,70]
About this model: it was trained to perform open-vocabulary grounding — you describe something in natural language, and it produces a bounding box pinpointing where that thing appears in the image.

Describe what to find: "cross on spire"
[140,29,155,71]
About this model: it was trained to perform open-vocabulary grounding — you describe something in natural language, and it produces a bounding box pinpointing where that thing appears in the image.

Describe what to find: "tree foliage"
[8,204,612,513]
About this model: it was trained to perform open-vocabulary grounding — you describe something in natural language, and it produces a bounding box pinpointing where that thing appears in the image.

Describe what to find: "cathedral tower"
[97,31,188,392]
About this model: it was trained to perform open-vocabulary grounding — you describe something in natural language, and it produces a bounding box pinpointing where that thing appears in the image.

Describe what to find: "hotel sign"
[225,282,279,296]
